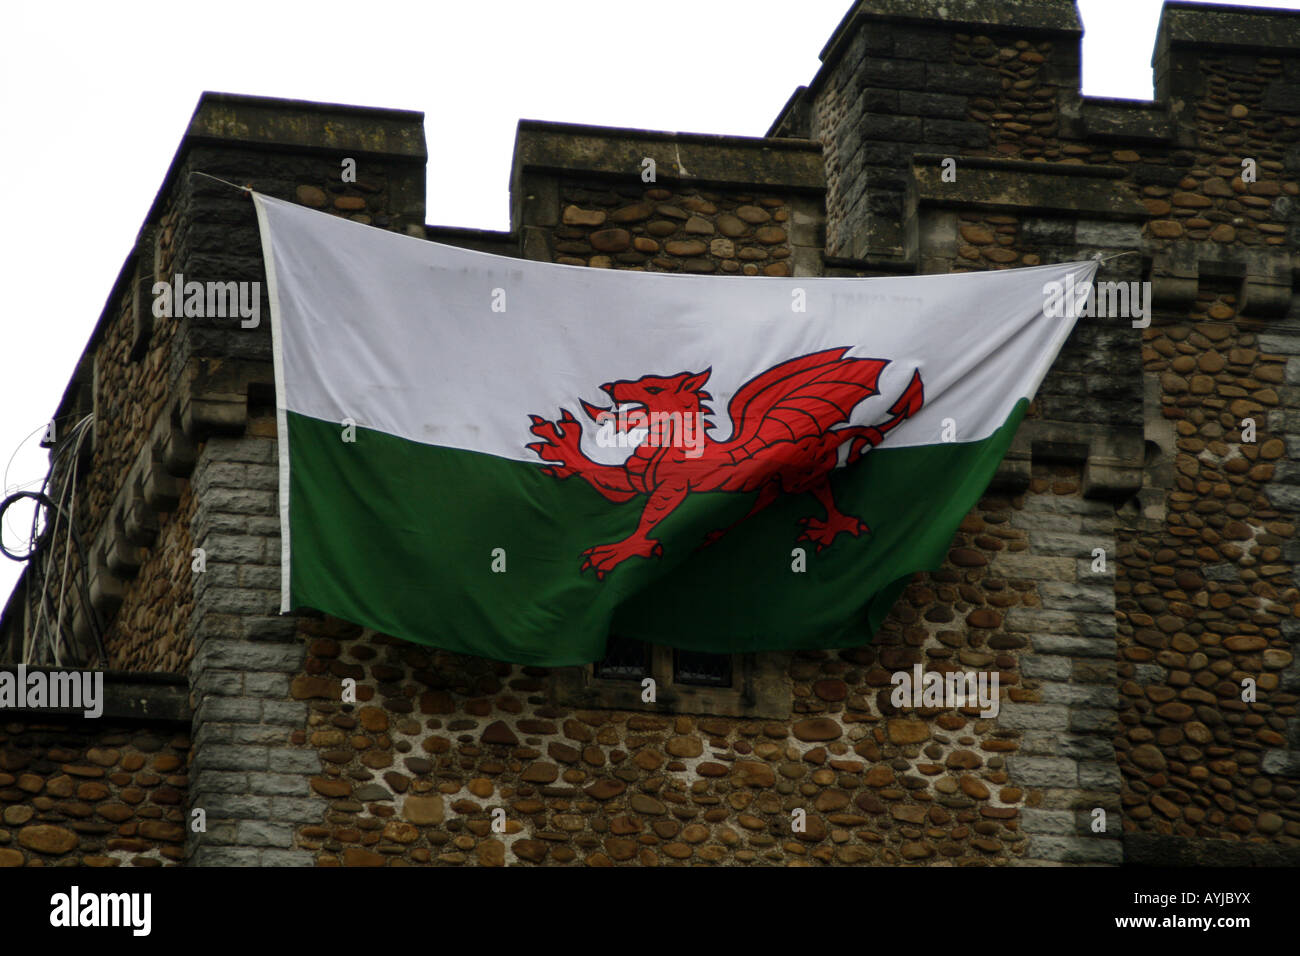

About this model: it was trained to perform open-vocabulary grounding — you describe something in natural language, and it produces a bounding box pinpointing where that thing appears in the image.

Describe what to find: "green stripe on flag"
[284,401,1027,666]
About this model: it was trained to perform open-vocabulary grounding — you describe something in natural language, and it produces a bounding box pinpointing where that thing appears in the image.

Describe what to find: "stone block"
[862,58,926,90]
[260,849,316,867]
[922,119,987,148]
[248,773,311,797]
[193,670,244,697]
[192,744,270,773]
[272,749,322,774]
[1038,682,1118,708]
[1058,736,1115,762]
[197,794,272,820]
[1006,756,1079,788]
[1026,835,1122,864]
[1079,761,1122,789]
[198,534,267,564]
[192,770,250,795]
[1075,220,1142,249]
[195,696,262,724]
[203,436,278,464]
[191,846,263,867]
[1069,707,1118,734]
[1038,582,1114,614]
[236,820,294,848]
[1021,656,1072,681]
[859,86,898,114]
[1019,808,1077,835]
[898,90,966,119]
[245,672,291,697]
[997,703,1069,732]
[193,640,304,673]
[261,700,310,728]
[1258,332,1300,355]
[268,796,328,824]
[865,113,923,141]
[926,63,1001,93]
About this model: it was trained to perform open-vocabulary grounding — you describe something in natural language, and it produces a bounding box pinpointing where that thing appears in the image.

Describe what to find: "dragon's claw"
[528,411,588,461]
[579,537,663,576]
[797,514,869,550]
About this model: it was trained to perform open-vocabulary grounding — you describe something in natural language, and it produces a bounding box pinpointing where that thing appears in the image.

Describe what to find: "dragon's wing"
[723,348,888,459]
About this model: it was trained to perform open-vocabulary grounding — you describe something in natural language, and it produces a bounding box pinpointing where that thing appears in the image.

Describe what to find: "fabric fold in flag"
[253,192,1098,665]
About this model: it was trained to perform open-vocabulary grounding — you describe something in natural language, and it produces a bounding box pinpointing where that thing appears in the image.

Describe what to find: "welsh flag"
[254,194,1096,666]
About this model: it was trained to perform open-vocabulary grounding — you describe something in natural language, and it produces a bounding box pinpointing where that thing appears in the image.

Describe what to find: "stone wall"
[798,4,1081,262]
[1120,289,1299,845]
[0,672,191,868]
[0,720,190,867]
[104,482,196,673]
[551,182,795,276]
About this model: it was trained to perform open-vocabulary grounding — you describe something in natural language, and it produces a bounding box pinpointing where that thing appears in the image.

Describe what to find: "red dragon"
[526,347,924,579]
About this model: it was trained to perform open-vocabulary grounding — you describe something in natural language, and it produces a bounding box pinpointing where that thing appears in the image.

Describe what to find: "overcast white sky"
[2,0,1299,611]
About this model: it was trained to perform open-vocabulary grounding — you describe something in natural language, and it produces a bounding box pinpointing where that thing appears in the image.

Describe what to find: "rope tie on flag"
[1092,250,1141,264]
[189,171,255,193]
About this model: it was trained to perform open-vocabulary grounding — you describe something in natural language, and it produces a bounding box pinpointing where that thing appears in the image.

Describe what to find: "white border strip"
[251,192,294,614]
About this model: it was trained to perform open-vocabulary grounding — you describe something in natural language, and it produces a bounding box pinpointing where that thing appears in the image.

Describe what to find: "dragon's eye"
[644,386,663,394]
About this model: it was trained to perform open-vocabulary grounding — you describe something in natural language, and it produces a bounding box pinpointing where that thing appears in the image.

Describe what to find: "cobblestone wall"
[0,720,189,867]
[1120,291,1300,843]
[808,16,1078,260]
[551,182,794,276]
[104,482,196,673]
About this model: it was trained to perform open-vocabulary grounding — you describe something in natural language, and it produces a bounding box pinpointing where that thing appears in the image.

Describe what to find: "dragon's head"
[582,369,713,430]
